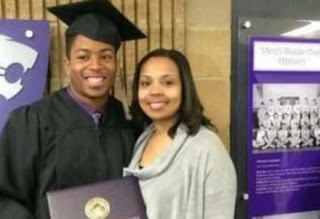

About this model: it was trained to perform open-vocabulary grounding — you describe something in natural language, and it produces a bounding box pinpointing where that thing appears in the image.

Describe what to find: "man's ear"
[65,57,70,75]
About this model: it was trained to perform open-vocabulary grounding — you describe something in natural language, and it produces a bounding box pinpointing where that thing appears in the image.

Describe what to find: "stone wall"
[186,0,231,149]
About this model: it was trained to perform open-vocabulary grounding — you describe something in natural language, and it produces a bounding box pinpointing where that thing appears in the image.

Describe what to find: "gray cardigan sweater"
[123,124,237,219]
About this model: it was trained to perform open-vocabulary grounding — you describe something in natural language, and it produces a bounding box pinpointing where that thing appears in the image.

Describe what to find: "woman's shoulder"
[180,126,236,181]
[133,125,154,149]
[182,126,233,165]
[187,126,225,151]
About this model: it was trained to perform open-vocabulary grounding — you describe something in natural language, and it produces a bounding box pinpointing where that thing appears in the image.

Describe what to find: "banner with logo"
[248,37,320,218]
[0,20,50,134]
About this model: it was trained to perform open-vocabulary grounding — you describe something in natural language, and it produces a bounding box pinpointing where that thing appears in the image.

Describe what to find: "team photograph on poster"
[252,83,320,153]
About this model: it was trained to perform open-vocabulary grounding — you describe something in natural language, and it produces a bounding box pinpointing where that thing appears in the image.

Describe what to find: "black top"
[0,88,137,219]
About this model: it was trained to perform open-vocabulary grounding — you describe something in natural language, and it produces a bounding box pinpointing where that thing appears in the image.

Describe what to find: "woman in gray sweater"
[124,49,237,219]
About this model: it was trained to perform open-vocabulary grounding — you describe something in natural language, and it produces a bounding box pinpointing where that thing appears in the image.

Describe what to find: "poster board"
[248,36,320,218]
[0,20,50,134]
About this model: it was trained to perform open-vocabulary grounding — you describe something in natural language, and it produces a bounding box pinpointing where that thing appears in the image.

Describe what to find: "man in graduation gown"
[0,0,146,218]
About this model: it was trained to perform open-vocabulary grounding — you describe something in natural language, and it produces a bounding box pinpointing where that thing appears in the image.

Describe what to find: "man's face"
[66,34,117,105]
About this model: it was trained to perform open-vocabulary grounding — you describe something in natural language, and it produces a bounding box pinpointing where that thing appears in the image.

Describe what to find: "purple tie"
[91,112,102,127]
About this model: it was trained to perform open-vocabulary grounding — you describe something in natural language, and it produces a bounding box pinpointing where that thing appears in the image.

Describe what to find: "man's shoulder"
[108,96,125,110]
[23,89,66,112]
[9,89,67,122]
[107,96,133,123]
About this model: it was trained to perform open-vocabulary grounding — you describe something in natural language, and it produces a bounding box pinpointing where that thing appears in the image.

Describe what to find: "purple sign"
[0,20,49,134]
[248,37,320,218]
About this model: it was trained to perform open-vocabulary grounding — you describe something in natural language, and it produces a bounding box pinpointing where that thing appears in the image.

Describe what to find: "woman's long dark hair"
[131,48,216,137]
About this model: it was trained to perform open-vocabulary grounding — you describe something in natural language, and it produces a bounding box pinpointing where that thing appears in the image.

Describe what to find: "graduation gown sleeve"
[0,106,41,219]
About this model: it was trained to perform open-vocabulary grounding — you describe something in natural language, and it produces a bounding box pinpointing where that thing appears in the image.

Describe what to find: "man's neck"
[68,87,108,112]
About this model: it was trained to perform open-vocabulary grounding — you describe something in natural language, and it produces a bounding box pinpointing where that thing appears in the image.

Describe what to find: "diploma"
[47,176,147,219]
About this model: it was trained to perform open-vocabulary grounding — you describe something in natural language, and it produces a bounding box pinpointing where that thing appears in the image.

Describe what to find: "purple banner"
[0,20,50,134]
[248,37,320,218]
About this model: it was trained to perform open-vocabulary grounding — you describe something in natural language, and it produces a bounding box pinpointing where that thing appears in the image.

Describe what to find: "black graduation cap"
[47,0,146,51]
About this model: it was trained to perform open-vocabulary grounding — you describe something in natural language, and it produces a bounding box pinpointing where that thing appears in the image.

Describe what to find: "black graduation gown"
[0,89,137,219]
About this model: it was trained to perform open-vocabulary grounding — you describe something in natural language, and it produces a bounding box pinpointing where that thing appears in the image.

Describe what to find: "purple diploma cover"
[47,176,147,219]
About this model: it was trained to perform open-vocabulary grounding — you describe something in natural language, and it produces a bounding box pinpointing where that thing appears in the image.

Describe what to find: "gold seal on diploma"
[85,197,110,219]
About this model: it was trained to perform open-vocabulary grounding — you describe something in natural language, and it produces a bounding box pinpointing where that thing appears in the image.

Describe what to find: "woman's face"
[138,56,182,125]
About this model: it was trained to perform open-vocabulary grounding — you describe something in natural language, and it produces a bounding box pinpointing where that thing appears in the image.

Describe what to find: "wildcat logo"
[0,34,38,100]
